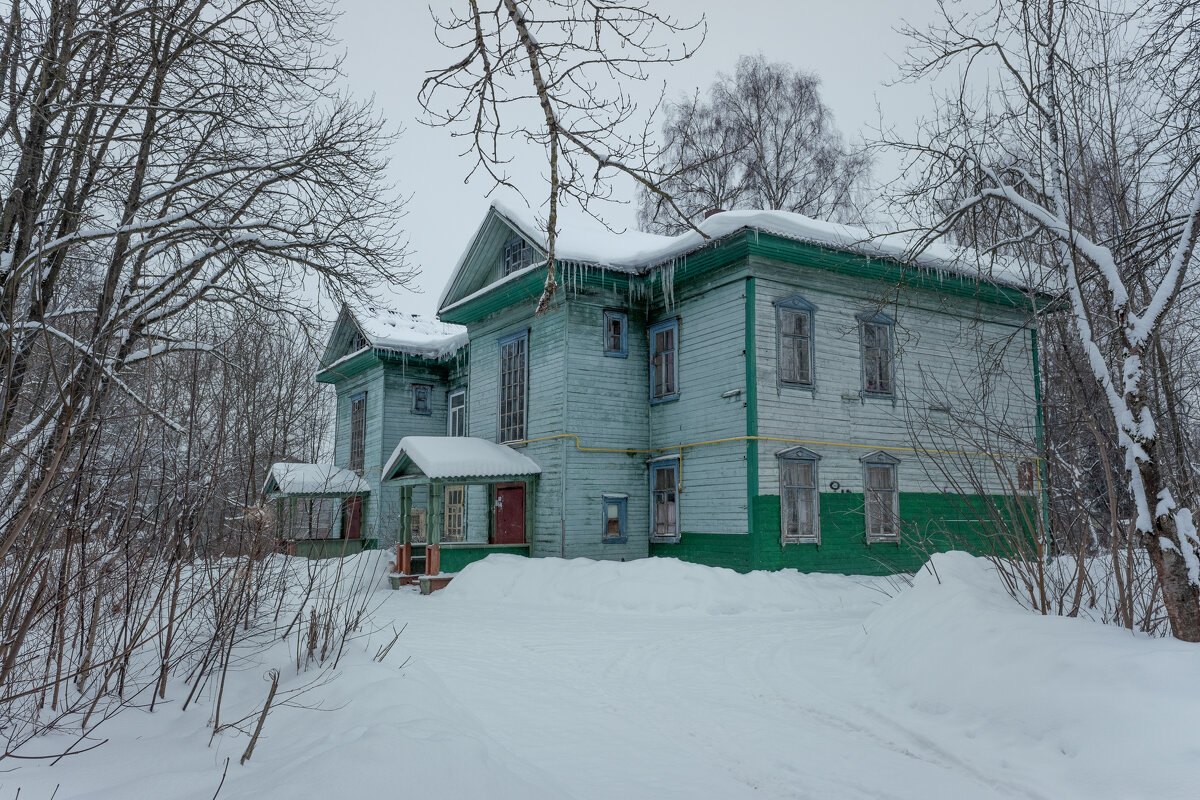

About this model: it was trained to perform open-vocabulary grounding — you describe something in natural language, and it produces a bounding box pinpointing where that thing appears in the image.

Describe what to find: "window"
[348,392,366,473]
[498,330,528,443]
[448,388,466,436]
[650,459,679,541]
[410,508,427,543]
[351,330,367,351]
[1017,460,1035,492]
[412,383,432,415]
[444,485,465,542]
[859,311,895,396]
[602,495,627,543]
[862,452,900,541]
[778,447,820,544]
[776,296,816,388]
[649,319,678,402]
[603,311,628,357]
[502,236,533,276]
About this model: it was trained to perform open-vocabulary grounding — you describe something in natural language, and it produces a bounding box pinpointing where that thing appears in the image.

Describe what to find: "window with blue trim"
[498,330,528,443]
[862,451,901,541]
[858,311,895,396]
[650,459,679,541]
[412,383,432,415]
[776,296,816,388]
[602,495,627,543]
[649,318,678,402]
[603,311,628,357]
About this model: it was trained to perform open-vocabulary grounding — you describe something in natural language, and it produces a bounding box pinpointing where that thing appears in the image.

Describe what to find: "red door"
[342,497,362,540]
[493,483,526,544]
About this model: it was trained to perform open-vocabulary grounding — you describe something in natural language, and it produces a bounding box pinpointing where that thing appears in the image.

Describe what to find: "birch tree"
[419,0,705,313]
[893,0,1200,639]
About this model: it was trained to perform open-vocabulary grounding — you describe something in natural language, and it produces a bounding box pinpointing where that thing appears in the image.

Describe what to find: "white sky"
[332,0,949,318]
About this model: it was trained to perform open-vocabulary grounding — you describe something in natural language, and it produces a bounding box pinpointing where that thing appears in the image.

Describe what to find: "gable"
[320,306,368,367]
[437,207,545,313]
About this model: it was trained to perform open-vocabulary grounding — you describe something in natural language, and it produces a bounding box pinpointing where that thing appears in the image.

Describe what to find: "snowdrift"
[440,554,891,616]
[858,551,1200,799]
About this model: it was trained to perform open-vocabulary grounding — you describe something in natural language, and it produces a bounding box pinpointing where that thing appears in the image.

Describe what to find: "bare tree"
[638,54,872,234]
[419,0,705,312]
[890,0,1200,639]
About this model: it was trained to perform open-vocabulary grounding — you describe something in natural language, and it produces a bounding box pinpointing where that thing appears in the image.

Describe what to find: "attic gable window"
[776,295,817,388]
[502,236,534,276]
[778,447,820,544]
[858,311,895,397]
[351,330,367,351]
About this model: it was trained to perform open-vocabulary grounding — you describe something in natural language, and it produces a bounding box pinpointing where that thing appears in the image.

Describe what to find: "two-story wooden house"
[283,202,1043,575]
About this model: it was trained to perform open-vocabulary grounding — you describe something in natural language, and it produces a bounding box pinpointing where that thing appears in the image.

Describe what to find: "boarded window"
[861,320,893,395]
[651,460,679,540]
[412,383,432,415]
[778,306,813,386]
[444,485,465,543]
[650,319,678,401]
[602,496,627,543]
[780,456,819,543]
[502,236,533,276]
[498,331,527,443]
[349,392,366,473]
[604,311,628,357]
[448,389,466,436]
[864,461,899,540]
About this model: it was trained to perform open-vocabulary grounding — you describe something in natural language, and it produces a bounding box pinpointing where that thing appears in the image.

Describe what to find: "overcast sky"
[331,0,948,318]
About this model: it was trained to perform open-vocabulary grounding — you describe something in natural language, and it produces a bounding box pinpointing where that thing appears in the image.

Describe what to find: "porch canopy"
[383,436,541,485]
[263,462,370,499]
[383,437,540,565]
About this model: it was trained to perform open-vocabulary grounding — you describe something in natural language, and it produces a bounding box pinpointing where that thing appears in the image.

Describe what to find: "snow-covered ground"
[8,552,1199,799]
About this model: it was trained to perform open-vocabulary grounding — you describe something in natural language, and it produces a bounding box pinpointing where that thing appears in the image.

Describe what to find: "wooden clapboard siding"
[647,278,750,537]
[331,365,385,538]
[561,297,650,561]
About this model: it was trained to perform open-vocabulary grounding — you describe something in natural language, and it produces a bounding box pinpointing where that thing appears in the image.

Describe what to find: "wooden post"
[427,482,443,576]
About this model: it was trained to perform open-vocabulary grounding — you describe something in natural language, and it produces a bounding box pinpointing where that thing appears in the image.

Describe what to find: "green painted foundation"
[438,545,530,573]
[651,492,1034,575]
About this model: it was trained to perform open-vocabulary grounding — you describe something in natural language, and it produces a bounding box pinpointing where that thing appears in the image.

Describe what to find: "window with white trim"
[502,236,533,276]
[776,296,816,388]
[649,319,678,402]
[650,459,679,541]
[778,447,820,544]
[444,485,465,542]
[859,311,895,396]
[412,383,432,415]
[448,388,466,436]
[348,392,366,473]
[498,331,528,443]
[863,452,900,541]
[602,495,627,543]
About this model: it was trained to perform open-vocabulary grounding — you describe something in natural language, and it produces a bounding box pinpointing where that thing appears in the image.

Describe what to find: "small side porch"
[383,436,541,591]
[263,463,375,558]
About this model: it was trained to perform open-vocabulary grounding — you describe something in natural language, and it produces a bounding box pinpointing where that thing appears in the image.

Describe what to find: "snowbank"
[441,554,891,616]
[857,551,1200,799]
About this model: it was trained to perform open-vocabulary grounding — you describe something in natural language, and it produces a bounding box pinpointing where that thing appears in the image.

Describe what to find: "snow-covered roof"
[354,307,468,360]
[383,436,542,482]
[264,463,370,497]
[439,201,1041,312]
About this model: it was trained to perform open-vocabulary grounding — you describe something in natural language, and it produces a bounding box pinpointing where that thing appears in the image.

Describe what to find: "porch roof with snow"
[263,463,370,498]
[383,436,542,485]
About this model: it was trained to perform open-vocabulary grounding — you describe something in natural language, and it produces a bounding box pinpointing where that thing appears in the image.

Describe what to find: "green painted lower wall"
[291,538,378,560]
[653,492,1034,575]
[439,545,530,573]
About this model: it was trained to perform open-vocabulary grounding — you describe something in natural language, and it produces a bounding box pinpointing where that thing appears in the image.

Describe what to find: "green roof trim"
[316,347,459,384]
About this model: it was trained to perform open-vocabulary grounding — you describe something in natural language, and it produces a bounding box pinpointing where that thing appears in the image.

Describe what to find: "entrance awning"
[263,462,370,498]
[383,436,542,485]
